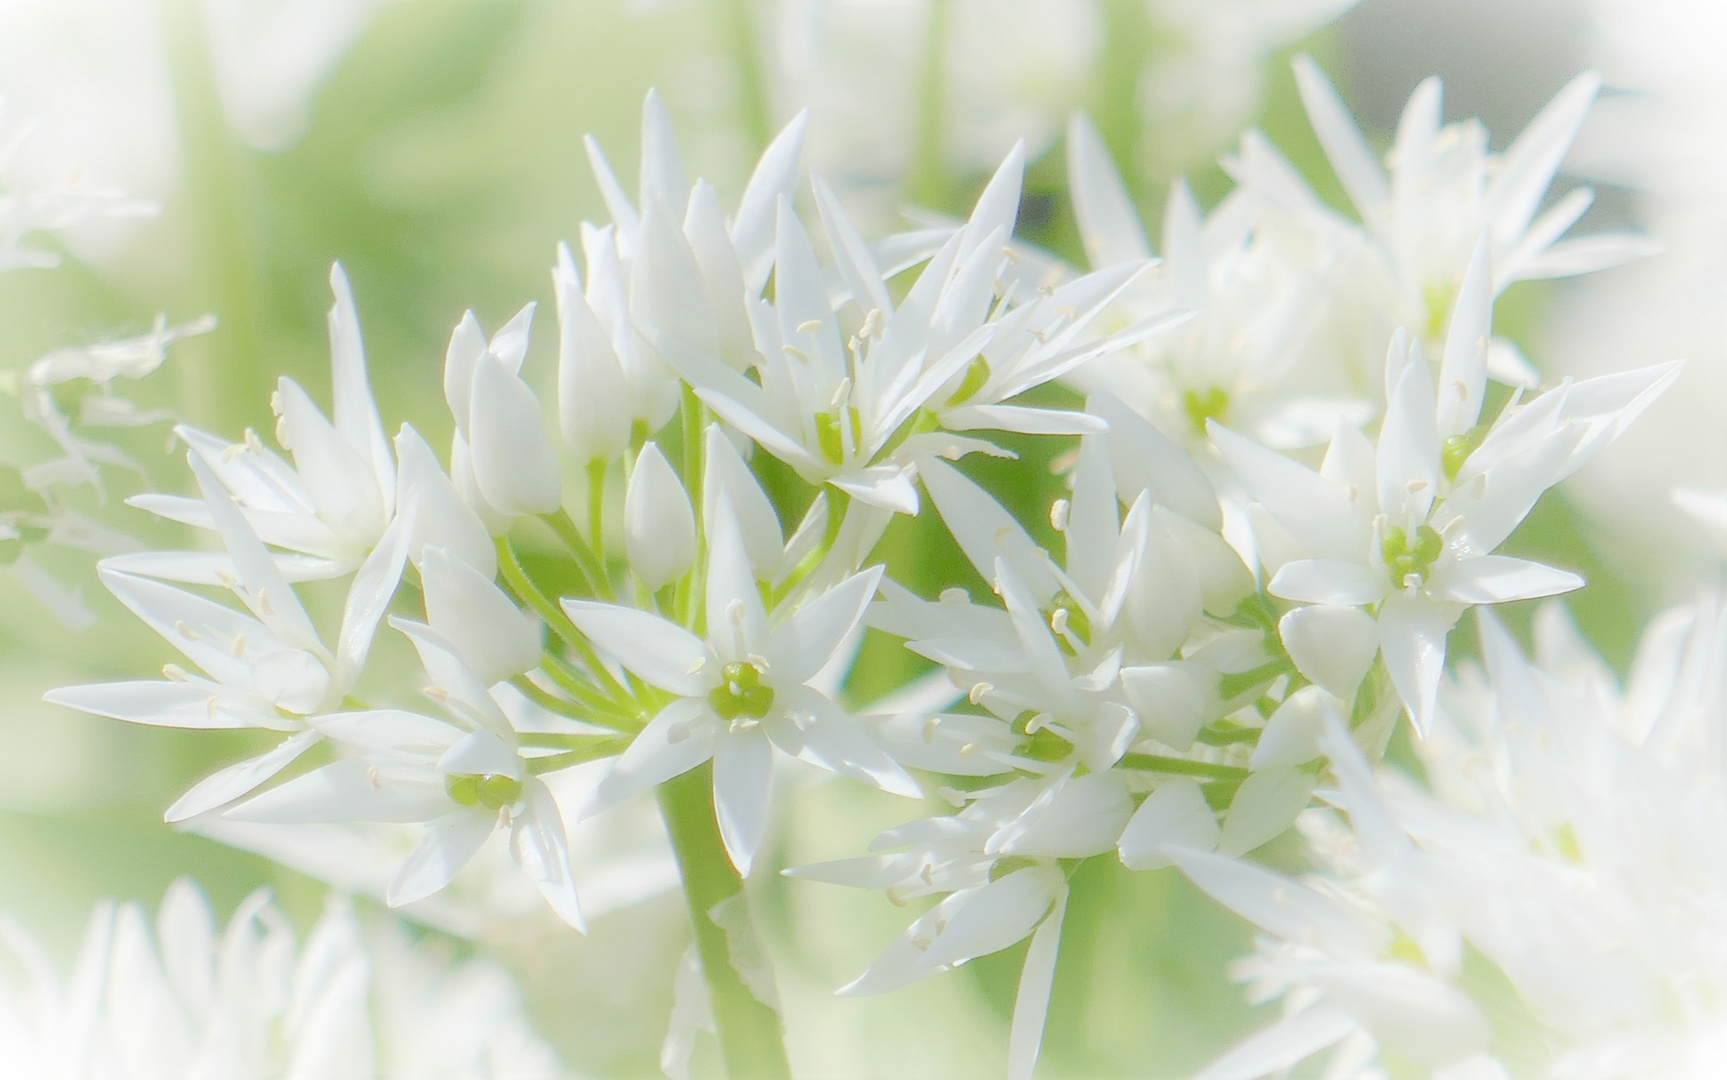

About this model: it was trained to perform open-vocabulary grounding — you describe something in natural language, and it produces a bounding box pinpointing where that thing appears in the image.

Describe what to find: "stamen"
[1049,498,1070,532]
[968,682,993,706]
[175,620,201,641]
[796,319,823,334]
[162,664,189,681]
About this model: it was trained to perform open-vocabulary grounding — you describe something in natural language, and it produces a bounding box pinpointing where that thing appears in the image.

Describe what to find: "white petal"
[273,376,387,547]
[1436,237,1492,439]
[993,772,1132,859]
[421,545,541,686]
[939,403,1107,436]
[311,709,459,758]
[1250,686,1337,771]
[1440,555,1582,605]
[45,680,285,731]
[1166,846,1381,953]
[224,757,447,825]
[1378,353,1440,527]
[387,810,496,907]
[731,110,807,289]
[916,864,1061,971]
[1487,70,1600,246]
[776,686,922,797]
[438,729,522,781]
[1093,390,1222,529]
[1378,593,1456,738]
[555,253,632,463]
[769,566,883,686]
[919,456,1058,600]
[1268,560,1383,607]
[1192,1007,1358,1080]
[1066,113,1151,269]
[1117,779,1219,871]
[713,728,773,876]
[960,141,1025,260]
[638,88,690,217]
[1292,54,1388,218]
[625,442,696,591]
[165,730,322,822]
[325,264,395,517]
[1209,421,1362,559]
[1008,888,1068,1080]
[468,350,562,517]
[1279,605,1378,699]
[1121,661,1216,751]
[562,600,709,696]
[1219,767,1317,856]
[395,423,495,578]
[703,424,785,576]
[187,453,324,653]
[511,778,586,931]
[334,508,410,689]
[585,698,719,818]
[390,617,511,734]
[705,499,768,660]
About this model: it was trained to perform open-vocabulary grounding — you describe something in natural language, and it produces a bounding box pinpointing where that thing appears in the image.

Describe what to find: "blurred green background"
[0,1,1665,1075]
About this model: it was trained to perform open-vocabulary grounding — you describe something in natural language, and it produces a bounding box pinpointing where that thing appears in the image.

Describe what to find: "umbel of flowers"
[43,60,1681,1079]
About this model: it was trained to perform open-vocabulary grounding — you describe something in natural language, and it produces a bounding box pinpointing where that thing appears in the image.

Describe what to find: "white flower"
[127,265,394,579]
[1215,246,1680,731]
[226,617,586,930]
[0,877,567,1079]
[1065,112,1366,451]
[563,499,917,874]
[1288,55,1658,362]
[46,448,410,822]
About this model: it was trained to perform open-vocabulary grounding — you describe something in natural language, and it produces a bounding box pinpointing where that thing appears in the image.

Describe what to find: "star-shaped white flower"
[563,500,917,874]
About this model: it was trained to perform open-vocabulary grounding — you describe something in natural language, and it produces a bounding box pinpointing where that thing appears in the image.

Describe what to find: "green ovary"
[1012,711,1074,762]
[710,661,775,721]
[816,405,864,466]
[1382,524,1444,586]
[1442,424,1488,481]
[446,773,523,810]
[1182,386,1230,434]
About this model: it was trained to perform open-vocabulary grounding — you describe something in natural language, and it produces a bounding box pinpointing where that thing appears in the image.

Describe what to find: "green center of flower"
[1182,386,1230,434]
[1012,710,1074,762]
[1441,423,1488,481]
[709,661,775,721]
[949,356,992,405]
[1424,281,1455,341]
[816,405,864,465]
[1382,524,1444,586]
[446,773,522,810]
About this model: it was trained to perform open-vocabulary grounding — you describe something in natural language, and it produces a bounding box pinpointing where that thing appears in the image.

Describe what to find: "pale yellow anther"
[274,415,292,451]
[175,620,201,642]
[1023,712,1052,735]
[269,390,283,416]
[1000,245,1019,263]
[919,863,935,885]
[887,888,908,908]
[937,786,968,808]
[968,682,993,706]
[796,319,824,334]
[1049,609,1069,635]
[244,428,265,453]
[1057,305,1077,321]
[256,588,274,616]
[222,442,245,462]
[230,633,247,657]
[366,765,381,789]
[1271,886,1291,905]
[206,696,219,720]
[215,570,238,588]
[1028,327,1049,343]
[830,376,852,410]
[938,587,969,605]
[922,715,941,743]
[782,345,809,361]
[1406,479,1429,494]
[1049,498,1070,532]
[959,742,979,758]
[424,686,449,703]
[162,663,189,681]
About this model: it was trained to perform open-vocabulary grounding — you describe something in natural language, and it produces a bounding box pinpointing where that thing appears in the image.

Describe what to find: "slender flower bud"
[555,243,631,464]
[624,442,696,591]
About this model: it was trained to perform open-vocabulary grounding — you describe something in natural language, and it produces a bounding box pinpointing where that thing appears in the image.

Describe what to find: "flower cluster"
[0,878,565,1078]
[41,55,1684,1080]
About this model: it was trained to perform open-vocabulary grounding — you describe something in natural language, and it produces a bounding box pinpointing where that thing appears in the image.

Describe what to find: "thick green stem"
[658,765,791,1080]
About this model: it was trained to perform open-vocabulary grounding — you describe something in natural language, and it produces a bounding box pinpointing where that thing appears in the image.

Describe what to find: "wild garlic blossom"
[34,59,1689,1080]
[1177,597,1727,1079]
[0,878,566,1079]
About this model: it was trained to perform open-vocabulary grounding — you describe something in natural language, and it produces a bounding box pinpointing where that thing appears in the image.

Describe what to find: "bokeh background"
[0,1,1720,1075]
